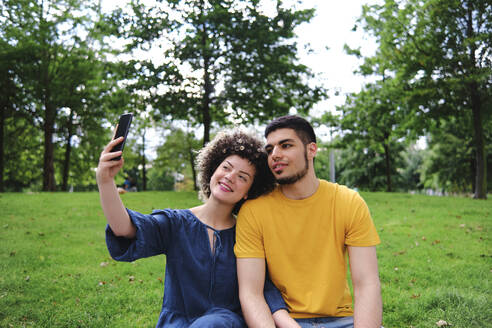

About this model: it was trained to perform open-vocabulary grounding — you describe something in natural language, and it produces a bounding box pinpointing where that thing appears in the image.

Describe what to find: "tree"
[0,43,22,192]
[0,36,44,191]
[1,0,114,191]
[153,125,201,191]
[56,55,110,191]
[333,139,405,192]
[110,0,326,146]
[64,116,109,191]
[399,144,425,191]
[336,78,407,192]
[314,143,336,183]
[131,109,154,191]
[351,0,492,198]
[2,114,44,192]
[420,113,492,194]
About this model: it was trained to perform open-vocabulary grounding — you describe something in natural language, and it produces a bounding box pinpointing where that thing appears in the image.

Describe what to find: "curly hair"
[196,129,276,214]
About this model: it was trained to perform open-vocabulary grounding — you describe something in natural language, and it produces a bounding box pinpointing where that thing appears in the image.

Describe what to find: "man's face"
[265,128,311,185]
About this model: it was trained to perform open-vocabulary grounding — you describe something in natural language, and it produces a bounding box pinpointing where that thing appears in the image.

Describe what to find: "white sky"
[292,0,377,140]
[295,2,426,149]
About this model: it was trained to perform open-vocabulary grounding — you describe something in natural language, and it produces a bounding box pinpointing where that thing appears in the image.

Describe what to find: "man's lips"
[218,182,232,192]
[272,163,287,174]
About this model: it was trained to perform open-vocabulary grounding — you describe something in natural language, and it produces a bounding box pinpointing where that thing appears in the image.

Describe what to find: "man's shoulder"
[320,180,360,196]
[318,180,365,208]
[243,188,279,209]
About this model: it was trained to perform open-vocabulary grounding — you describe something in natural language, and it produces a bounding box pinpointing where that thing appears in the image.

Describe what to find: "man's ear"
[307,142,317,160]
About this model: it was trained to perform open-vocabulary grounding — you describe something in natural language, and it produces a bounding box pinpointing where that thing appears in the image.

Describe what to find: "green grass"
[1,191,491,327]
[0,192,200,328]
[361,192,491,328]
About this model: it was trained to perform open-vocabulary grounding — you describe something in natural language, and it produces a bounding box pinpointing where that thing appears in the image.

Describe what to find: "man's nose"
[271,146,281,159]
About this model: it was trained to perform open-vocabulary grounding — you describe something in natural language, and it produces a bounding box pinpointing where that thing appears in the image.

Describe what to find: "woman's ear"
[243,194,248,200]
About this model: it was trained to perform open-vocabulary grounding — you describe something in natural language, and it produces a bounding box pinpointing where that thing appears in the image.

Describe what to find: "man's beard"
[276,151,309,185]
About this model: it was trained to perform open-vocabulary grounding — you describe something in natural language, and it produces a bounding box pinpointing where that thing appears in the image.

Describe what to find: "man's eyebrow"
[225,160,252,177]
[278,138,295,144]
[265,138,295,149]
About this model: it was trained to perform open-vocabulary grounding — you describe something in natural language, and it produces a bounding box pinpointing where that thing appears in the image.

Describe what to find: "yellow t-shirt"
[234,180,381,318]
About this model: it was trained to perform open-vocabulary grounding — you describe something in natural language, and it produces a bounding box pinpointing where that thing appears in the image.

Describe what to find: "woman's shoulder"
[149,208,197,222]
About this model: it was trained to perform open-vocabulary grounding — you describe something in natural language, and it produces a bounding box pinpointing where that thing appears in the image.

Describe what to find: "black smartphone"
[110,113,133,161]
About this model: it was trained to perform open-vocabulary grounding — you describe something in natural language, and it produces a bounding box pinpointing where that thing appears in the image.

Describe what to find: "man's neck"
[279,172,319,200]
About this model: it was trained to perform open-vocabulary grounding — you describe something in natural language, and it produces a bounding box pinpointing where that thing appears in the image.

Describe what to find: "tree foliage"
[335,78,408,191]
[152,125,201,191]
[420,114,492,193]
[347,0,491,198]
[109,0,326,146]
[333,138,405,192]
[0,0,121,191]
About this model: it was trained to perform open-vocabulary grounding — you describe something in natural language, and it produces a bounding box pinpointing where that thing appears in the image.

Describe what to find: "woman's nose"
[224,171,235,182]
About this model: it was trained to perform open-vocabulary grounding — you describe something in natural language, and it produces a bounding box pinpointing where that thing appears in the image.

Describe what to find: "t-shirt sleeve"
[344,192,381,247]
[234,203,265,258]
[105,208,174,262]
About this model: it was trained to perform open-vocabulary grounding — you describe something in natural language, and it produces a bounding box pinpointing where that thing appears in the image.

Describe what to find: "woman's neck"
[190,200,235,230]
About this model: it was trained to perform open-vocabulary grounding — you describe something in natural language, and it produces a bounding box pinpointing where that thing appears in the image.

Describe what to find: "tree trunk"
[383,142,392,192]
[202,70,211,147]
[200,0,211,147]
[466,6,487,199]
[469,156,476,194]
[141,130,147,191]
[62,108,74,191]
[188,140,198,191]
[470,87,486,199]
[184,124,198,191]
[0,105,4,192]
[43,103,56,191]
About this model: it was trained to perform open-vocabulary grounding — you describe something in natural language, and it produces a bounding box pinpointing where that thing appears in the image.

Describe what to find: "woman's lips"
[219,182,232,192]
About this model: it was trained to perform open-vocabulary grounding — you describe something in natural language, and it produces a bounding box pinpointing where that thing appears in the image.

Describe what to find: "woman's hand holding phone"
[96,113,132,186]
[96,136,125,186]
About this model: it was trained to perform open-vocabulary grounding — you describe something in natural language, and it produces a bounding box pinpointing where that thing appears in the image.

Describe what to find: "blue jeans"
[188,308,245,328]
[295,316,354,328]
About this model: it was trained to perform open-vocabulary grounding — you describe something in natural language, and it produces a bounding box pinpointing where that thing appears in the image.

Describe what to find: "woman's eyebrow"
[225,160,252,178]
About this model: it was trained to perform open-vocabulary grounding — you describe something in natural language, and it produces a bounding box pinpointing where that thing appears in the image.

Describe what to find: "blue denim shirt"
[106,208,286,327]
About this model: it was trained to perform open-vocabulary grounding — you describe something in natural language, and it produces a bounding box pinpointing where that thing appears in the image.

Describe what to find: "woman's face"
[209,155,255,205]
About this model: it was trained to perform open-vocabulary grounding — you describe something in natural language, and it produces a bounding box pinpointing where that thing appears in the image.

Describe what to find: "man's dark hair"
[265,115,316,145]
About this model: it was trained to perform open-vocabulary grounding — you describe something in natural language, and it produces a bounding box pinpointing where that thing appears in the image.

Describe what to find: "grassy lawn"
[0,191,490,327]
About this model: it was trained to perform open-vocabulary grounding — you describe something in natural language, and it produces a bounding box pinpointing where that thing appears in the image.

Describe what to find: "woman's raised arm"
[96,137,136,238]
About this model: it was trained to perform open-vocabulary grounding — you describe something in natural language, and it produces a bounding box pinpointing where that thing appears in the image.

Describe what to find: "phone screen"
[110,113,133,160]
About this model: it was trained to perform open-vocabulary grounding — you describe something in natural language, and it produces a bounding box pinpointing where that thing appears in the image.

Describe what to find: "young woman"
[96,129,286,327]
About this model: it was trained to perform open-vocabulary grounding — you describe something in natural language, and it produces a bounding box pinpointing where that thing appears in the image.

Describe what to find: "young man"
[234,115,382,328]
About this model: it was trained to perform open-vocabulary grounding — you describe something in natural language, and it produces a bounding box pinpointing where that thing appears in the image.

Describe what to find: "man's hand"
[237,258,276,328]
[348,246,382,328]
